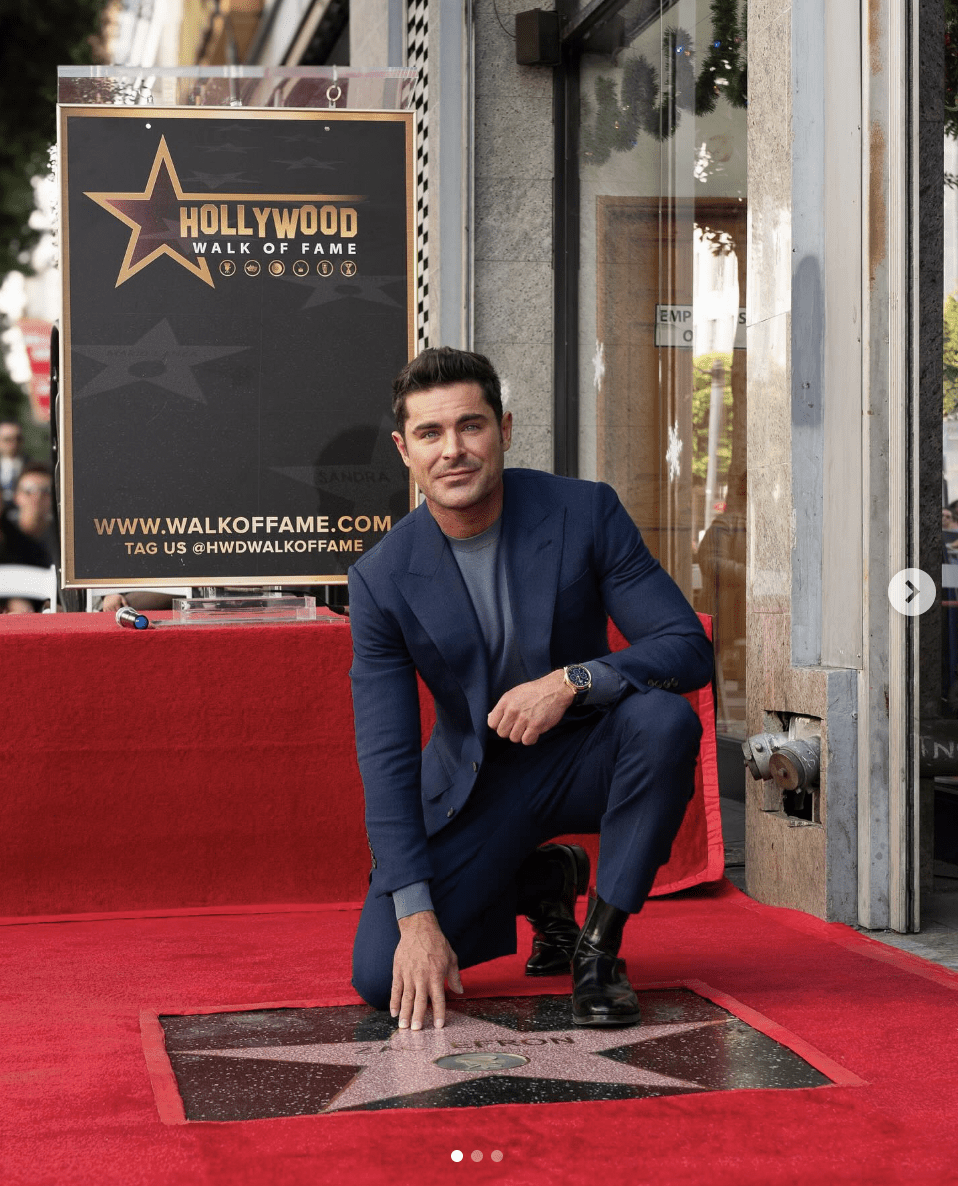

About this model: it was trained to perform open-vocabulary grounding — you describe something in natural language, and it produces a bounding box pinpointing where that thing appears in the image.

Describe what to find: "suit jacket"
[348,468,712,898]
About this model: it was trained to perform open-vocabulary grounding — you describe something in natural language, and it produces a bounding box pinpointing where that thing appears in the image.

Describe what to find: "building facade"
[176,0,950,933]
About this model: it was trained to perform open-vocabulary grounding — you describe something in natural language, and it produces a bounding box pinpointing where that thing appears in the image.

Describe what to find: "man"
[12,464,57,567]
[0,496,50,613]
[0,421,29,506]
[348,348,712,1034]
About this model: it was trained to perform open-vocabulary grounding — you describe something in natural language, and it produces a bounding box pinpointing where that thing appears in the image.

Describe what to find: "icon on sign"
[219,260,236,277]
[341,260,357,277]
[292,260,309,277]
[269,260,285,276]
[244,260,261,277]
[317,260,334,277]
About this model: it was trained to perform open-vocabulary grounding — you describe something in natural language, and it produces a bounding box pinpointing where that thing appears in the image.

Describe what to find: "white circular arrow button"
[888,568,936,616]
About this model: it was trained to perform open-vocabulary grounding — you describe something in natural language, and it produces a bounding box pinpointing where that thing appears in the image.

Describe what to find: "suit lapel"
[501,472,566,680]
[393,506,490,737]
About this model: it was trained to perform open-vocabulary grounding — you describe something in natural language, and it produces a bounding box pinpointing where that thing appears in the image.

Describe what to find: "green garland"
[695,0,747,115]
[581,0,746,166]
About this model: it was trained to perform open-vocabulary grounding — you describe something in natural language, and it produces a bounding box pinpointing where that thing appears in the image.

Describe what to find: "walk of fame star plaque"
[57,105,415,588]
[141,985,863,1123]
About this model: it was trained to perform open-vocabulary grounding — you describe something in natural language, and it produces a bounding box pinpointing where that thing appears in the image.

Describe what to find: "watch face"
[567,665,590,690]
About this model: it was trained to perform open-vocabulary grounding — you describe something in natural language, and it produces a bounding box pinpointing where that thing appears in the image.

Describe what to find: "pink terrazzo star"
[190,1011,725,1112]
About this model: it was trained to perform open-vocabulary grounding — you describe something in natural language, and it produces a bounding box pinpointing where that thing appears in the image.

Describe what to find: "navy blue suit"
[348,469,712,1007]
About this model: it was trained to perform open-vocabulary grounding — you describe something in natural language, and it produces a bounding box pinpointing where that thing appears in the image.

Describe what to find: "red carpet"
[2,881,957,1186]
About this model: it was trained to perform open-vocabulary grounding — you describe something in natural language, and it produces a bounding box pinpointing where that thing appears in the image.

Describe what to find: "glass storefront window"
[576,0,747,738]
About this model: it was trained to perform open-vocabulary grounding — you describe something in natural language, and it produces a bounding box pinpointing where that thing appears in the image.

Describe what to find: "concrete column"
[745,0,861,923]
[472,0,555,470]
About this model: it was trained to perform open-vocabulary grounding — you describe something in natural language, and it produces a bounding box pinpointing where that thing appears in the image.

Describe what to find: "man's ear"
[392,430,411,467]
[500,411,513,452]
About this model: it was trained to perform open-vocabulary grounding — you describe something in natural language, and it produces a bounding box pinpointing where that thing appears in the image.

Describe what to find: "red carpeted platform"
[0,614,721,918]
[2,881,957,1185]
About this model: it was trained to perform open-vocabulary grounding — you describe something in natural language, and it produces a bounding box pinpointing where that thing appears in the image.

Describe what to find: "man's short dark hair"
[392,347,503,432]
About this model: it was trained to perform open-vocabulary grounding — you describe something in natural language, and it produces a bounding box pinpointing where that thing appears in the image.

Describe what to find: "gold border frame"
[58,105,417,588]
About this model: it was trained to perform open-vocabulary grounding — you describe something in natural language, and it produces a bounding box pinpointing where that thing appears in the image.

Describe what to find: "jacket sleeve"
[348,564,434,897]
[590,482,714,694]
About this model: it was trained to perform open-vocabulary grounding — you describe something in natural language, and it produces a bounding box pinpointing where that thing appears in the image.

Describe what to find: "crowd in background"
[0,417,56,613]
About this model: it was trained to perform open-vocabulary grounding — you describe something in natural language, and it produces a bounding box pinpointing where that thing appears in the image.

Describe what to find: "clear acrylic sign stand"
[59,66,414,628]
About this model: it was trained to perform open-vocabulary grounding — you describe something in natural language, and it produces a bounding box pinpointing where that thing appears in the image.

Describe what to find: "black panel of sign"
[58,107,415,586]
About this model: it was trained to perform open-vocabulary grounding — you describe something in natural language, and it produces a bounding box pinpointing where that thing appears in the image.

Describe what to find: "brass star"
[85,137,215,289]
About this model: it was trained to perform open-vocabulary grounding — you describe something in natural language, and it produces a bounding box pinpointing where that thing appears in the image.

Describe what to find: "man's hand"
[487,669,576,745]
[392,910,463,1030]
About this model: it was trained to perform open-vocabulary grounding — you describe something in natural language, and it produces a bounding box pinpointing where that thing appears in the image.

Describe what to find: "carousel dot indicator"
[471,1150,483,1162]
[491,1150,504,1162]
[451,1150,463,1163]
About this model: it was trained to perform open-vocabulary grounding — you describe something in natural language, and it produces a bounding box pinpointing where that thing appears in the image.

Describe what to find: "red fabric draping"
[0,611,720,917]
[1,613,370,915]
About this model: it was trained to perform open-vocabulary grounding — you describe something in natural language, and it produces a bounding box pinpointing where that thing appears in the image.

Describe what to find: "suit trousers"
[351,688,702,1010]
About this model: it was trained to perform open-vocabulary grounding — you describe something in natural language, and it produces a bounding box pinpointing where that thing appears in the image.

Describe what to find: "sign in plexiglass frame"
[58,81,416,588]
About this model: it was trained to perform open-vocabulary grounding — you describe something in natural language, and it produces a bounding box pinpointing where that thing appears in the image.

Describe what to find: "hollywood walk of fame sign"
[57,106,415,587]
[143,990,846,1123]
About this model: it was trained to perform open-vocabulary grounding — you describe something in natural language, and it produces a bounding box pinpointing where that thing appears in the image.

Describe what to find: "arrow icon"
[888,569,936,617]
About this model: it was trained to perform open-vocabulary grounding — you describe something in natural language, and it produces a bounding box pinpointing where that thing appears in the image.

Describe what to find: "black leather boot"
[518,843,590,977]
[571,892,641,1026]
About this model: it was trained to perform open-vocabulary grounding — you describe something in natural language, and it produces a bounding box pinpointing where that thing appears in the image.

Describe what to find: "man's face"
[15,474,52,527]
[0,426,22,459]
[393,382,512,531]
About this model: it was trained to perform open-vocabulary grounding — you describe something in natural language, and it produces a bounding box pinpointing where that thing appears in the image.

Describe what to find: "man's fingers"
[431,978,447,1029]
[448,963,464,995]
[389,974,403,1019]
[398,981,416,1029]
[411,976,443,1032]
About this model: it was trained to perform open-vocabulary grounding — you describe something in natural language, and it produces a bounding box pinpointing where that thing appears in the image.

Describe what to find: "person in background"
[12,464,56,567]
[0,421,30,506]
[0,499,49,614]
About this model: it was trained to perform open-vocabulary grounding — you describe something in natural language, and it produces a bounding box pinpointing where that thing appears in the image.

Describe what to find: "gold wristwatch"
[562,664,592,705]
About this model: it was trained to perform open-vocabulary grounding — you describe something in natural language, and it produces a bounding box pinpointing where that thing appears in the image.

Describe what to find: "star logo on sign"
[86,137,366,289]
[286,271,402,310]
[85,137,215,289]
[273,416,401,505]
[274,156,340,171]
[186,1012,719,1114]
[205,141,251,155]
[180,170,254,191]
[72,319,248,403]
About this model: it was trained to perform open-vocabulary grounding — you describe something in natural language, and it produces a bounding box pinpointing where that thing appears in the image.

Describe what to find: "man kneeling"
[348,348,712,1031]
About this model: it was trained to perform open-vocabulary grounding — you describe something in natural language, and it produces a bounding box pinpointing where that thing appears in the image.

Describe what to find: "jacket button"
[472,761,479,772]
[447,808,456,818]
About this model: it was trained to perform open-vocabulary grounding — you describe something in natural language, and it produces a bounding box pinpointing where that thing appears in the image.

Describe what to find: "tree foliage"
[944,294,958,417]
[0,0,109,423]
[691,352,734,485]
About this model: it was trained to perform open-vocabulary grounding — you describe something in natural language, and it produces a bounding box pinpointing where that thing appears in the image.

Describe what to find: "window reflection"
[578,0,747,738]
